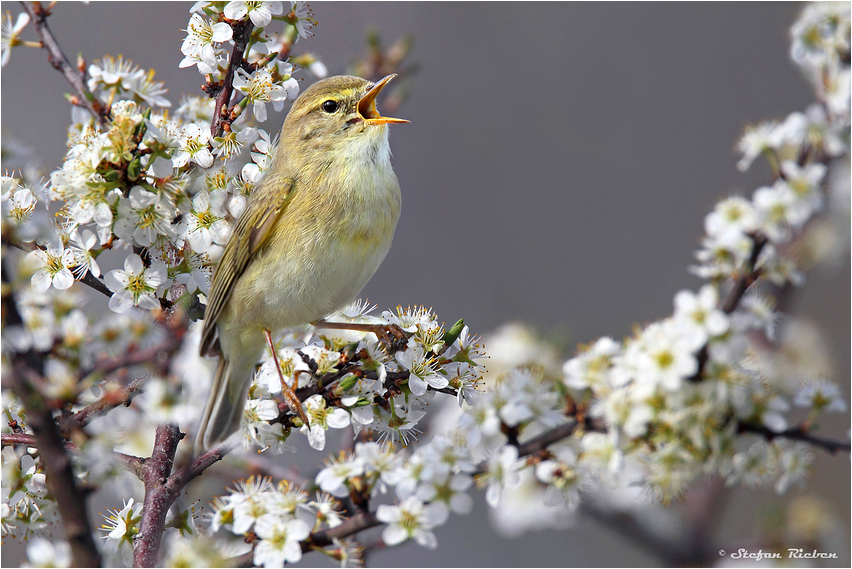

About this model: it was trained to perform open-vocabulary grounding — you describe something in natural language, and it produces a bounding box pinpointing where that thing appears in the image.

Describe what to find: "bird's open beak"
[358,74,409,125]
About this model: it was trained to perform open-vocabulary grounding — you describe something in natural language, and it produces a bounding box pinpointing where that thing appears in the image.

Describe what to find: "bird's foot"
[313,320,409,354]
[374,323,408,354]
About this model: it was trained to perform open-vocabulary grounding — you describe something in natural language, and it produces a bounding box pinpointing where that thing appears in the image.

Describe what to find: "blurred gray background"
[2,2,849,567]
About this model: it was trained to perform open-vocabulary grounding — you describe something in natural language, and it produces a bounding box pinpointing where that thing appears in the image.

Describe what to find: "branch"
[210,20,254,139]
[76,330,183,383]
[168,442,233,491]
[60,374,151,433]
[738,421,851,454]
[306,511,380,550]
[133,424,183,568]
[230,510,382,567]
[19,1,108,125]
[77,269,114,299]
[6,238,124,304]
[691,233,768,381]
[0,432,146,477]
[515,420,581,458]
[721,233,768,314]
[135,437,232,567]
[7,361,102,567]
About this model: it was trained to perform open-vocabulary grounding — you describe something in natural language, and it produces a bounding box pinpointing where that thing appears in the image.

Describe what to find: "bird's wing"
[199,175,296,356]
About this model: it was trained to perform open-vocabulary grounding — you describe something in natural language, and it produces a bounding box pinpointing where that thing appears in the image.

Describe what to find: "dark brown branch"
[1,432,43,447]
[6,238,136,304]
[20,1,108,125]
[210,20,254,139]
[738,421,850,454]
[306,511,380,550]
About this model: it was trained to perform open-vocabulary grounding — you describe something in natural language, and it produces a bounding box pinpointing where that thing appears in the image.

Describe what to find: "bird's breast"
[230,142,401,332]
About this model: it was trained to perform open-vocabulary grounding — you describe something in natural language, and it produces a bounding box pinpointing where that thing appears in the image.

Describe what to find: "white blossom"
[376,496,444,549]
[104,254,168,313]
[225,1,283,27]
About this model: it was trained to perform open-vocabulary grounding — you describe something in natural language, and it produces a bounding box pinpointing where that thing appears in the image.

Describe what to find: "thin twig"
[20,1,108,125]
[60,374,151,432]
[5,239,117,301]
[516,420,581,458]
[229,510,382,566]
[168,442,233,491]
[738,421,851,454]
[306,511,380,550]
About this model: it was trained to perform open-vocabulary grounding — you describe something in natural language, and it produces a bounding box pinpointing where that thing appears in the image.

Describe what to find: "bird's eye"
[321,100,339,113]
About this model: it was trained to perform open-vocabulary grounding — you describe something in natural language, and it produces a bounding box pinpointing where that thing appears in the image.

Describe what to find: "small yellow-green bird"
[196,74,407,451]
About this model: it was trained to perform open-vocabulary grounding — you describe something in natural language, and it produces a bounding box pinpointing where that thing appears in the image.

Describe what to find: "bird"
[195,74,408,452]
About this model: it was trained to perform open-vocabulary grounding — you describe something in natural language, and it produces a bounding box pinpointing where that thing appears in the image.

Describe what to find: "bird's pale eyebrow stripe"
[317,87,359,101]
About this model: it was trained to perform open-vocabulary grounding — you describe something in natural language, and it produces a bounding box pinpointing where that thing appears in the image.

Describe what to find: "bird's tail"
[195,355,253,452]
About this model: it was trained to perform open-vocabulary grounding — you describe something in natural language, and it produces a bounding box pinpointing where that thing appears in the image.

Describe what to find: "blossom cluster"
[1,0,325,556]
[2,2,849,566]
[237,302,486,453]
[2,1,324,323]
[206,435,477,562]
[1,442,55,541]
[445,0,852,525]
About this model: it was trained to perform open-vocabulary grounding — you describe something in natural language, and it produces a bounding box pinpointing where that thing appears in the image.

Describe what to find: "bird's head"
[281,74,408,157]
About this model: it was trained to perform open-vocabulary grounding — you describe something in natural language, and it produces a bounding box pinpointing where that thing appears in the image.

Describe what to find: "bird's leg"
[313,319,408,354]
[263,329,310,425]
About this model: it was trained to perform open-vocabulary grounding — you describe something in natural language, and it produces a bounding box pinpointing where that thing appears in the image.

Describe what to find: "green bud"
[352,397,373,408]
[127,157,142,181]
[441,318,465,347]
[103,169,120,182]
[336,374,359,393]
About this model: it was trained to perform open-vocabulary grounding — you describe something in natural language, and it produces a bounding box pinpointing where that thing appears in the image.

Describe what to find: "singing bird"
[196,74,408,451]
